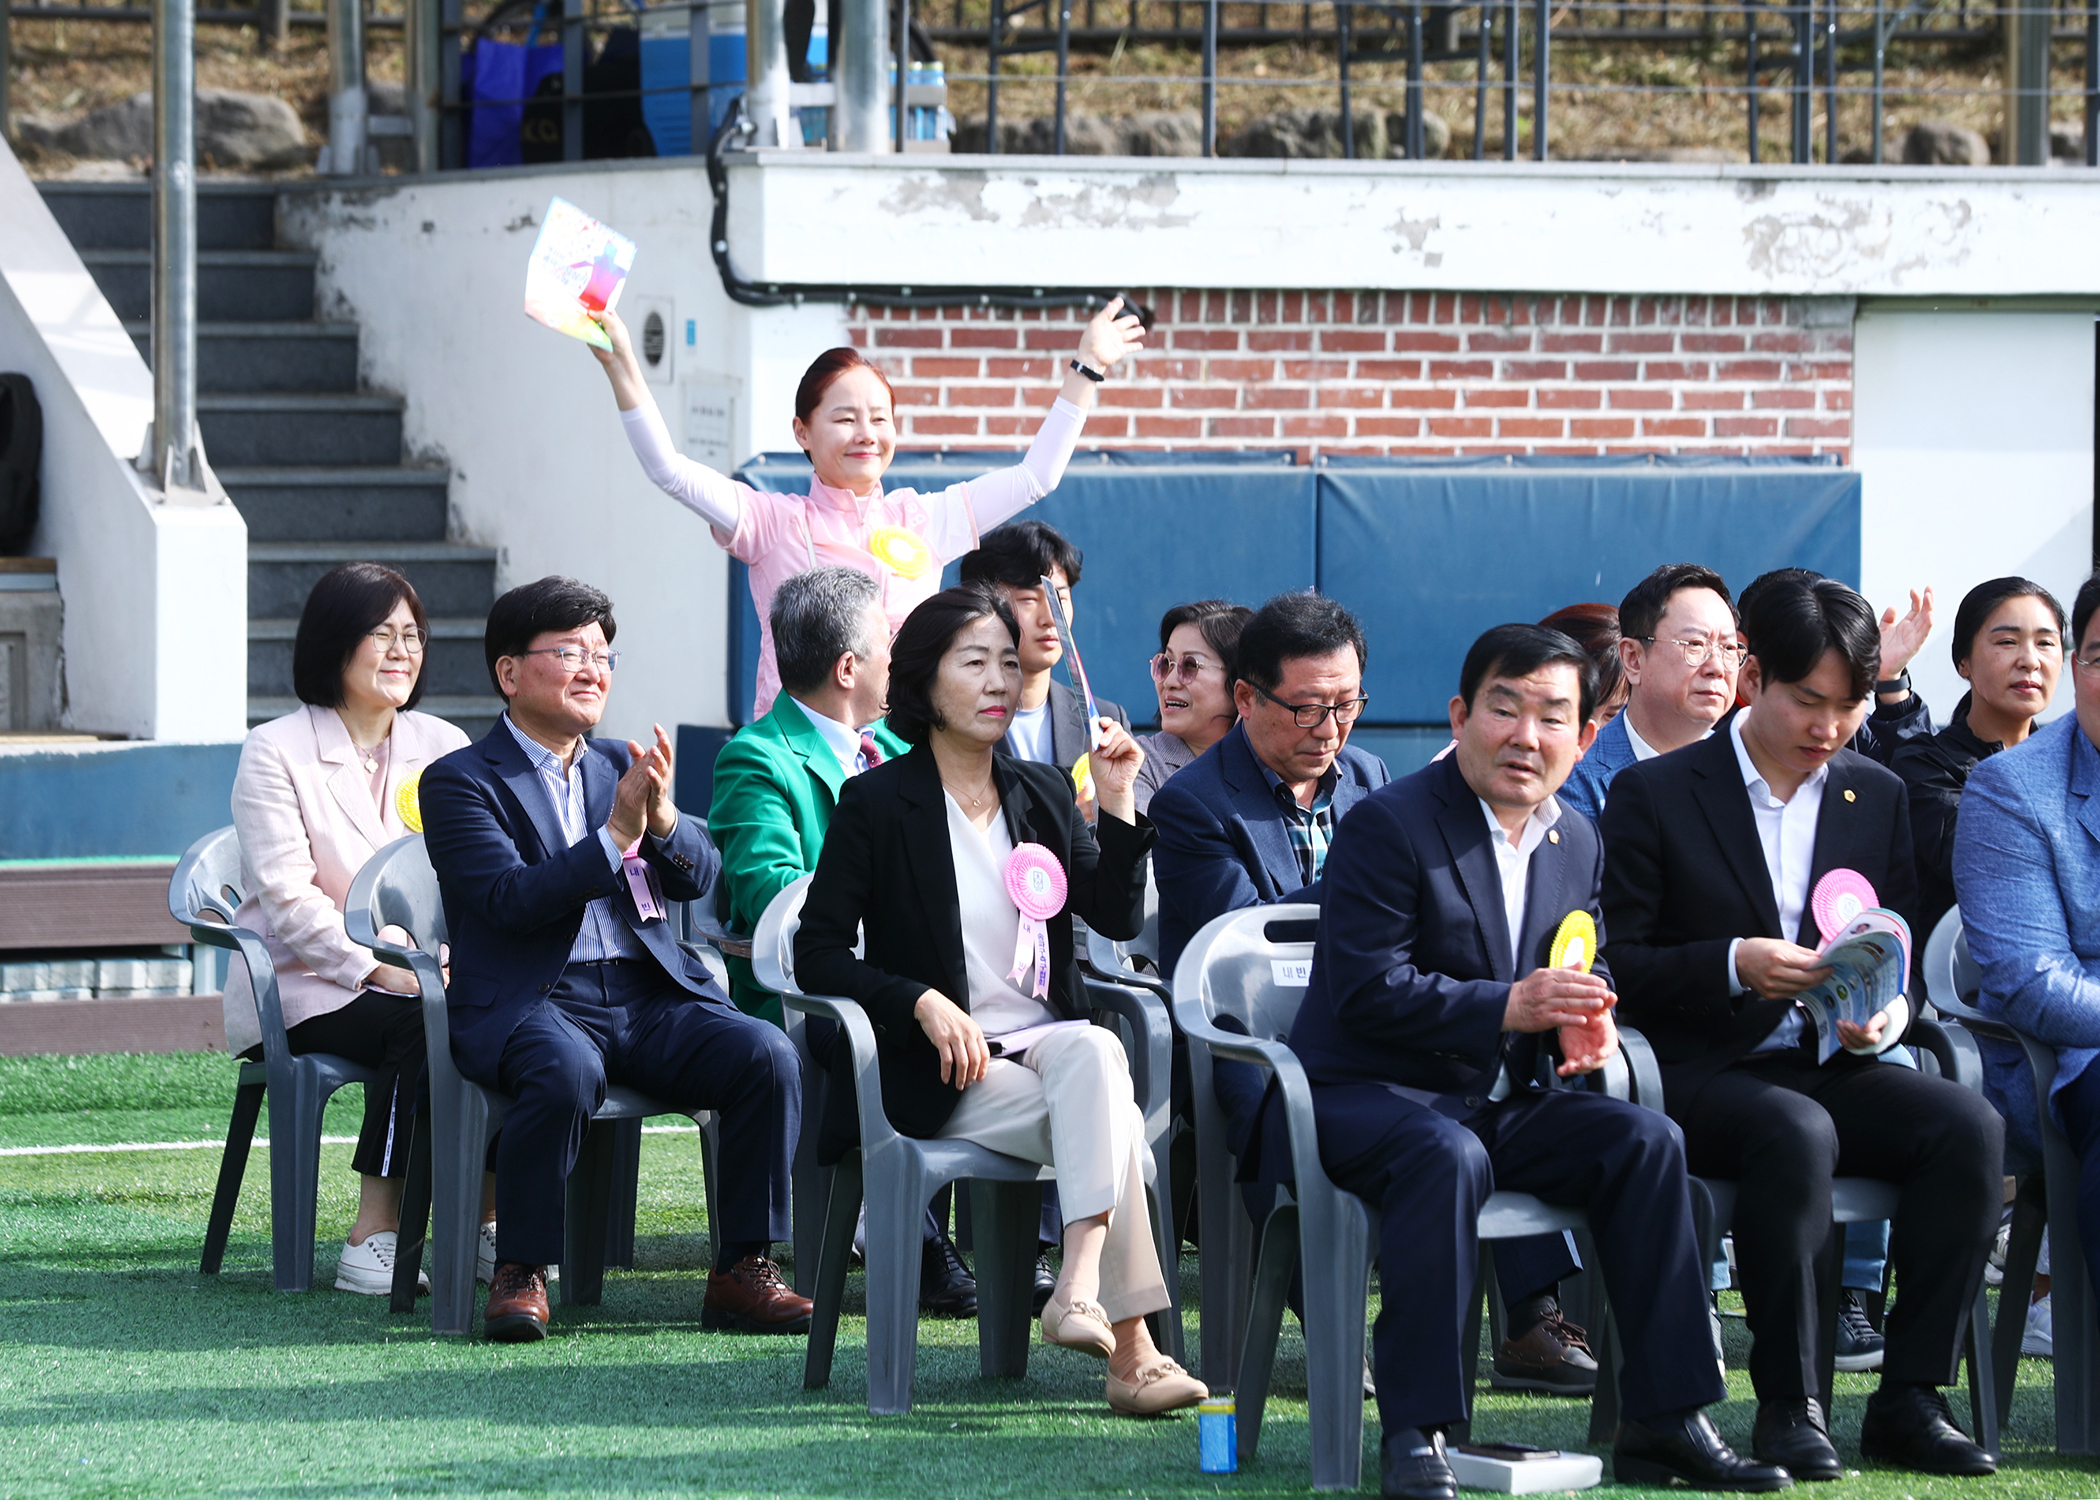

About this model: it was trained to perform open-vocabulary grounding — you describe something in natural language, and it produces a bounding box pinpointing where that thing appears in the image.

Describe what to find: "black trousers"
[493,959,802,1268]
[286,988,424,1179]
[1675,1051,2004,1399]
[1314,1084,1725,1435]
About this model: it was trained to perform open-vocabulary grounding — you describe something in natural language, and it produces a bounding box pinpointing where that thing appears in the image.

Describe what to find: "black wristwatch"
[1069,358,1106,383]
[1875,669,1912,698]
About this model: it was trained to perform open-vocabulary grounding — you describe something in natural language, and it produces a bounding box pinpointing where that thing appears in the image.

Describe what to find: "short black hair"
[1951,576,2067,672]
[2076,576,2100,654]
[1234,591,1367,694]
[773,566,882,696]
[1617,562,1735,646]
[484,576,617,700]
[885,583,1020,746]
[1459,623,1597,725]
[1158,599,1254,677]
[957,519,1085,591]
[292,562,430,711]
[1739,569,1879,698]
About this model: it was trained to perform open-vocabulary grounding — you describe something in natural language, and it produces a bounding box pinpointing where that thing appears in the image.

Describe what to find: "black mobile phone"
[1453,1442,1558,1462]
[1112,293,1155,333]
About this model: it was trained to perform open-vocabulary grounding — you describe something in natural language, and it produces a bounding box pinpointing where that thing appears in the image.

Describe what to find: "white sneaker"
[335,1231,430,1295]
[1986,1219,2010,1286]
[2024,1295,2055,1358]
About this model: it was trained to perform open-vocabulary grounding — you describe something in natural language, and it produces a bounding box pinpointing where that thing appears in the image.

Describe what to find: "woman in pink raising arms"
[589,300,1147,717]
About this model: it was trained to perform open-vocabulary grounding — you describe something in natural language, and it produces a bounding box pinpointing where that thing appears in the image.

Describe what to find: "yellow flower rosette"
[866,525,936,580]
[1550,910,1597,973]
[395,767,425,833]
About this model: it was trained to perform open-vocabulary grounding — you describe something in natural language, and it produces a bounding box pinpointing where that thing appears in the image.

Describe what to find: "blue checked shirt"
[504,715,652,964]
[1261,761,1340,888]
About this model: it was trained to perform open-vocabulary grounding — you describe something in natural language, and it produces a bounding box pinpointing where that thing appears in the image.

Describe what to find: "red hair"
[795,347,896,424]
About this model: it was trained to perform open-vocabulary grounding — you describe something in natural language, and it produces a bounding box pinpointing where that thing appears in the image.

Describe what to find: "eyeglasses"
[1252,682,1368,729]
[520,646,621,673]
[1150,652,1221,685]
[2075,654,2100,674]
[369,626,426,655]
[1641,635,1748,670]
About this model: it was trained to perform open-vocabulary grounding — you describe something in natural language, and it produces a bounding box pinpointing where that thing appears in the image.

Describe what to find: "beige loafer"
[1108,1356,1209,1416]
[1040,1290,1116,1358]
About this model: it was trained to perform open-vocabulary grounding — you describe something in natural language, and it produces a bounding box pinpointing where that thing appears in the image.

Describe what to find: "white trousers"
[936,1023,1168,1324]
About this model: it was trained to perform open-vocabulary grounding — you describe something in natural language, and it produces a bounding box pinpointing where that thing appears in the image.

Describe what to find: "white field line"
[0,1125,694,1158]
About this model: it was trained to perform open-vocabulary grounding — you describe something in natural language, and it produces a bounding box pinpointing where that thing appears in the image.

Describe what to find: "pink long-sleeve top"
[621,393,1087,717]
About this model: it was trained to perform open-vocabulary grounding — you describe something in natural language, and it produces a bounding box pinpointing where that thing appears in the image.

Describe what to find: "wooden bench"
[0,859,225,1056]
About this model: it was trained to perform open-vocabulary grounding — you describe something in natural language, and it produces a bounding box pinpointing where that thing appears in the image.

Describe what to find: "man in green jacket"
[706,567,975,1317]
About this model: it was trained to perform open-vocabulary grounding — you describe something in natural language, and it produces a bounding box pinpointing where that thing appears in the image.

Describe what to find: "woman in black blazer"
[797,582,1205,1417]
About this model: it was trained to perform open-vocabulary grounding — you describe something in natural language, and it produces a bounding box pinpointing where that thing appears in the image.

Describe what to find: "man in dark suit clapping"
[1290,624,1779,1499]
[421,576,809,1343]
[1600,572,2003,1479]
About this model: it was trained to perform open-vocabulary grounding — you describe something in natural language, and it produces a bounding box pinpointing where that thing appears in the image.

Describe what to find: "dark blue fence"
[730,451,1859,749]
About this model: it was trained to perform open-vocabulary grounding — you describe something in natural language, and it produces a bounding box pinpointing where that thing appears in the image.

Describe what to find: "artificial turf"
[0,1052,2094,1499]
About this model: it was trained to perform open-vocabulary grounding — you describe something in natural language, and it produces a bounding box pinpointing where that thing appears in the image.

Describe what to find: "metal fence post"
[2087,0,2098,167]
[408,0,440,172]
[1870,0,1886,163]
[1053,0,1069,151]
[897,0,915,150]
[150,0,200,494]
[324,0,369,174]
[1533,0,1548,159]
[1503,0,1517,159]
[2006,0,2049,163]
[1747,1,1760,162]
[1823,0,1836,164]
[1473,0,1490,160]
[1339,0,1355,158]
[1405,0,1424,158]
[836,0,890,149]
[441,0,464,168]
[1201,0,1217,155]
[986,0,1002,151]
[1791,0,1811,163]
[0,0,11,148]
[561,0,582,159]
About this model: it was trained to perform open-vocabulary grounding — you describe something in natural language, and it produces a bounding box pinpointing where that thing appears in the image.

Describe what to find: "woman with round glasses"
[225,562,471,1294]
[1133,600,1252,814]
[587,301,1146,718]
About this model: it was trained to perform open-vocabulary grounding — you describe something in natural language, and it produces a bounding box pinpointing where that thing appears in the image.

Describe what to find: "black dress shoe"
[1753,1397,1842,1482]
[919,1233,978,1318]
[1615,1408,1794,1492]
[1380,1427,1456,1500]
[1859,1384,1997,1476]
[1031,1253,1057,1315]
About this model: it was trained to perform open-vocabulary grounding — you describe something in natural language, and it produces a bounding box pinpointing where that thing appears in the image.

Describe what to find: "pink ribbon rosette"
[1004,843,1068,999]
[1810,869,1877,946]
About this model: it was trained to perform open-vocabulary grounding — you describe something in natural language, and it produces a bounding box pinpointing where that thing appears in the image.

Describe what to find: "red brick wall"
[851,292,1853,463]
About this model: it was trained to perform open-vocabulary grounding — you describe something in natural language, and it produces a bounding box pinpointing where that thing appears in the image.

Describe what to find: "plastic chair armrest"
[191,917,294,1066]
[1907,1015,1984,1093]
[1079,954,1172,1006]
[779,992,898,1155]
[1261,1043,1350,1202]
[1614,1025,1666,1112]
[1086,977,1175,1134]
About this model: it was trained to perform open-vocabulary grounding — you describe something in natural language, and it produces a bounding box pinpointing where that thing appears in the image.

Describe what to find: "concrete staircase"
[35,180,503,737]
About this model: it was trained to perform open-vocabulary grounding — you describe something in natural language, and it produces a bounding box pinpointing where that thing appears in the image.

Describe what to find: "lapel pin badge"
[1547,829,1560,844]
[1843,789,1856,803]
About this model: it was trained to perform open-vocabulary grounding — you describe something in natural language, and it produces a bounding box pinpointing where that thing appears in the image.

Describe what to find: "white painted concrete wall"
[1853,304,2095,726]
[0,141,248,743]
[280,163,852,740]
[732,154,2100,298]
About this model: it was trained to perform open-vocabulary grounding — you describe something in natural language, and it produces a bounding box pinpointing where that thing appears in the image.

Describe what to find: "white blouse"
[945,791,1060,1040]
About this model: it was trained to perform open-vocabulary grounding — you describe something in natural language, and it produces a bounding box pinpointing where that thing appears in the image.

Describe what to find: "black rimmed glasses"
[1641,635,1748,670]
[1252,682,1368,729]
[521,645,621,673]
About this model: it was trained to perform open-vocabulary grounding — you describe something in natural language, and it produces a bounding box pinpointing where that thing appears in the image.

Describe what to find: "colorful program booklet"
[523,196,635,350]
[1799,907,1913,1064]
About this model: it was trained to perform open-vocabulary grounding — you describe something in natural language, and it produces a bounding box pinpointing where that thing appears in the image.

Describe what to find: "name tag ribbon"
[1004,843,1068,999]
[622,838,666,923]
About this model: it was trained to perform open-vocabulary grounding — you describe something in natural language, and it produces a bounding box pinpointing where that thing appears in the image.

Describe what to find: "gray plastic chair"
[763,876,1177,1415]
[172,825,379,1293]
[1927,904,2100,1452]
[751,874,829,1295]
[345,834,720,1335]
[1171,905,1613,1491]
[1604,967,2000,1455]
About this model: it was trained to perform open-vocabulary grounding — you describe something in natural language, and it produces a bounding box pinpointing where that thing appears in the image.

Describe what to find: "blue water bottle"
[1198,1395,1237,1473]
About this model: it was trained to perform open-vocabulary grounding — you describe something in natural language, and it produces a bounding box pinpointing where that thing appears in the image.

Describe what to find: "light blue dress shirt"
[503,714,651,964]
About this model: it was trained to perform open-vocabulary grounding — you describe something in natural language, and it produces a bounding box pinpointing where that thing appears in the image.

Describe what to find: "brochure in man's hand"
[523,196,635,350]
[1800,907,1912,1064]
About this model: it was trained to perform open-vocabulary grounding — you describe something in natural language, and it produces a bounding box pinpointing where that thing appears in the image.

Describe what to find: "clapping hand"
[1077,296,1147,374]
[606,730,673,849]
[630,723,678,838]
[1557,1006,1621,1077]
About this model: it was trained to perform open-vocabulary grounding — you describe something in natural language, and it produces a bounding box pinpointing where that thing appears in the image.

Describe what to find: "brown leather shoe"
[1489,1310,1598,1395]
[703,1254,813,1334]
[484,1261,549,1342]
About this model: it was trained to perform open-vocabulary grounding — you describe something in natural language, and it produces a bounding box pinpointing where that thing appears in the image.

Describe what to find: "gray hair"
[772,566,883,695]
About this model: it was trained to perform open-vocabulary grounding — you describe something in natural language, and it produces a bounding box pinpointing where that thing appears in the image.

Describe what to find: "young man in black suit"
[1600,572,2004,1479]
[1290,624,1783,1499]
